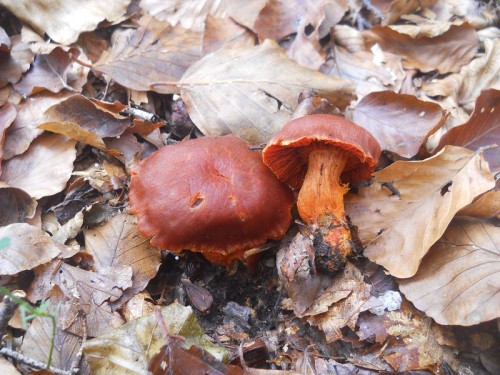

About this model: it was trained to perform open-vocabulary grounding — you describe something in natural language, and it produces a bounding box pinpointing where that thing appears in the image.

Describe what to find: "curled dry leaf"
[2,92,71,160]
[368,0,437,26]
[178,39,356,144]
[435,88,500,175]
[0,0,130,45]
[351,90,448,158]
[0,102,16,174]
[0,35,34,87]
[84,213,162,308]
[0,133,77,199]
[92,16,202,94]
[0,223,61,275]
[83,302,228,374]
[363,24,479,74]
[13,47,88,96]
[398,217,500,326]
[345,146,495,278]
[458,191,500,219]
[0,182,36,226]
[202,15,256,55]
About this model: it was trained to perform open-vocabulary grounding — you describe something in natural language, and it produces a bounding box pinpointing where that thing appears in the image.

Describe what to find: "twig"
[121,107,161,123]
[0,347,71,375]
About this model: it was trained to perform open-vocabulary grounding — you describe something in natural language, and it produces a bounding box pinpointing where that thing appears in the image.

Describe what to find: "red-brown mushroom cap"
[129,135,293,258]
[262,114,381,189]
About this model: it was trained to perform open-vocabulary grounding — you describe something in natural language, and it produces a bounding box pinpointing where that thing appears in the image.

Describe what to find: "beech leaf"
[0,182,36,226]
[0,133,77,199]
[0,223,61,275]
[0,102,16,175]
[177,39,356,144]
[398,217,500,326]
[345,146,495,278]
[352,90,448,157]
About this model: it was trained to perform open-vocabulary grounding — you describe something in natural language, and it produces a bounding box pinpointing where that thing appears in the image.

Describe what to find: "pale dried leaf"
[2,92,71,160]
[92,17,202,93]
[0,223,61,275]
[351,90,448,157]
[202,15,256,54]
[398,217,500,326]
[345,146,495,278]
[363,24,479,74]
[83,302,228,374]
[52,211,84,244]
[0,133,76,199]
[369,0,437,25]
[84,213,162,307]
[20,316,82,372]
[178,40,355,144]
[0,357,20,375]
[0,0,130,45]
[0,35,34,87]
[0,182,36,226]
[0,102,16,175]
[458,191,500,219]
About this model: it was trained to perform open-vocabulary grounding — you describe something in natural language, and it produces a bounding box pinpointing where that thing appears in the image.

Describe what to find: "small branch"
[121,107,161,123]
[0,347,71,375]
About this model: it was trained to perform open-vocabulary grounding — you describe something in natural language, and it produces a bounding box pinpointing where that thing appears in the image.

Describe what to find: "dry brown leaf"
[368,0,437,25]
[351,90,448,158]
[0,35,34,87]
[13,47,88,96]
[0,0,130,45]
[306,263,380,342]
[0,103,16,175]
[254,0,329,70]
[345,146,495,278]
[458,191,500,219]
[0,133,76,199]
[435,88,499,175]
[202,15,256,55]
[0,223,61,275]
[0,357,20,375]
[84,213,162,308]
[92,17,202,94]
[423,37,500,111]
[140,0,267,32]
[398,217,500,326]
[357,309,458,372]
[363,24,479,74]
[177,39,355,144]
[0,182,36,226]
[2,92,71,160]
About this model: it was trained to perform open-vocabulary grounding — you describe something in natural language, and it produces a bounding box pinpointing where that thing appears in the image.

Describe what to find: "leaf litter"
[0,1,498,374]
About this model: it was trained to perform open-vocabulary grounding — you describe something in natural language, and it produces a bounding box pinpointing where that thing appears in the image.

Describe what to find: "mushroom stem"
[297,146,352,272]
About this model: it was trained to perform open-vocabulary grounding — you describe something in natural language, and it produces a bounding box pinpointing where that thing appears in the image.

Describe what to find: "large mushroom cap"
[129,135,293,258]
[263,114,381,189]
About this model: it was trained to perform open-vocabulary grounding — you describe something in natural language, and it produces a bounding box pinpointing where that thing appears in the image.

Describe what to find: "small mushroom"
[129,135,294,267]
[263,114,381,272]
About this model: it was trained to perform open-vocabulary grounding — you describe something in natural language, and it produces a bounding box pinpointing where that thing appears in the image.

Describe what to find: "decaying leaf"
[368,0,437,26]
[0,102,16,174]
[0,223,61,275]
[92,16,202,93]
[351,90,448,157]
[0,133,77,199]
[458,191,500,219]
[84,213,162,308]
[345,146,495,278]
[0,182,36,226]
[83,302,228,374]
[436,88,499,175]
[202,15,256,54]
[363,24,479,74]
[177,39,355,144]
[0,0,130,45]
[398,217,500,326]
[0,35,34,87]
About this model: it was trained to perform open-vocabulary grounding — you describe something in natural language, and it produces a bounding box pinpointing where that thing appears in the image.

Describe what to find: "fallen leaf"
[368,0,437,25]
[0,223,61,275]
[2,92,71,160]
[0,133,77,199]
[0,27,9,52]
[0,35,34,87]
[422,38,500,113]
[13,47,88,96]
[351,90,448,158]
[202,15,256,54]
[83,302,228,374]
[345,146,495,278]
[177,39,356,144]
[84,213,162,308]
[458,191,500,219]
[0,356,20,375]
[0,182,36,226]
[398,217,500,326]
[0,103,16,174]
[92,16,202,94]
[0,0,130,45]
[435,88,499,175]
[363,24,479,74]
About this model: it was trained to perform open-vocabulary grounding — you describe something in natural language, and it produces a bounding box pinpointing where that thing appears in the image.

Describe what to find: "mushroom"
[129,135,294,267]
[263,114,381,273]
